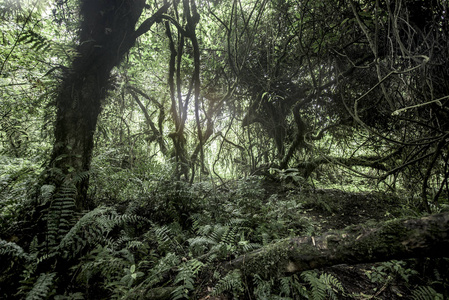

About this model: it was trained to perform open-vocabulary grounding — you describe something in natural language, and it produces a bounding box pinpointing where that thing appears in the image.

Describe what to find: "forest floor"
[249,181,446,299]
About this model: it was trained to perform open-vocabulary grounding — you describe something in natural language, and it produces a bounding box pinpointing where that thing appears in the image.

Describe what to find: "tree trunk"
[49,0,169,210]
[226,212,449,278]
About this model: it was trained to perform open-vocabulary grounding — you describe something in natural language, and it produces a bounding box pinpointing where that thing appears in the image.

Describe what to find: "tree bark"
[226,212,449,278]
[49,0,169,210]
[296,155,389,179]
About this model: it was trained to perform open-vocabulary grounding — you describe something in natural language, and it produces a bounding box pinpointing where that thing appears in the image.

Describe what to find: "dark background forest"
[1,0,449,298]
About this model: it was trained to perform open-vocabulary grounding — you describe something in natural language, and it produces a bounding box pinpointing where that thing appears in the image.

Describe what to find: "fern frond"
[140,252,180,288]
[197,224,213,236]
[301,271,344,300]
[320,273,344,292]
[72,171,91,184]
[411,286,443,300]
[25,272,57,300]
[188,236,216,256]
[150,224,181,253]
[0,239,30,262]
[221,226,237,245]
[75,245,129,287]
[53,292,85,300]
[225,218,246,227]
[58,207,149,259]
[252,273,272,299]
[279,276,291,296]
[171,259,204,300]
[19,30,52,52]
[57,206,115,257]
[44,182,76,248]
[212,269,243,297]
[39,184,55,204]
[172,268,194,299]
[126,240,144,250]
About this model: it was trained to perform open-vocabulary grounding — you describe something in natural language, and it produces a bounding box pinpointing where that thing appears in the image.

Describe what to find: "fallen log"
[226,212,449,277]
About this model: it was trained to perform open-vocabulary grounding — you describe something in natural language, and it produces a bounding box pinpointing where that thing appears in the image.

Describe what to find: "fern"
[18,30,52,52]
[0,239,32,295]
[188,236,217,256]
[44,182,76,248]
[74,245,135,295]
[72,171,91,184]
[280,276,292,296]
[25,272,57,300]
[125,240,145,250]
[171,259,204,300]
[39,184,55,204]
[150,224,182,254]
[140,252,180,288]
[212,269,244,297]
[0,239,30,264]
[237,232,260,253]
[188,219,260,263]
[411,286,443,300]
[253,274,273,299]
[57,207,147,258]
[154,225,174,245]
[57,206,113,257]
[301,271,344,300]
[53,292,85,300]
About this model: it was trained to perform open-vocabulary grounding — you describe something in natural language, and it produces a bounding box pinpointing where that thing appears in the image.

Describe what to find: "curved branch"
[134,3,172,38]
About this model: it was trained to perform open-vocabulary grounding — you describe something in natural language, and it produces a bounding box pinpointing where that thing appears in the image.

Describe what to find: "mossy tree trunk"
[226,212,449,277]
[49,0,169,211]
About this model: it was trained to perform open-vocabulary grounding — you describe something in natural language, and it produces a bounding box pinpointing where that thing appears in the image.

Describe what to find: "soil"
[301,188,399,231]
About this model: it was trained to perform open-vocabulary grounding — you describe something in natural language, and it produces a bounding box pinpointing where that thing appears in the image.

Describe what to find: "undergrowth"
[0,161,448,299]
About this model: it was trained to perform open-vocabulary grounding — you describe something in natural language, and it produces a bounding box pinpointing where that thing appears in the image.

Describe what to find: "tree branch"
[134,3,172,39]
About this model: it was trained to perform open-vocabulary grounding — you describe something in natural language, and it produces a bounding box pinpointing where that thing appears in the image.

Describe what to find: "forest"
[1,0,448,298]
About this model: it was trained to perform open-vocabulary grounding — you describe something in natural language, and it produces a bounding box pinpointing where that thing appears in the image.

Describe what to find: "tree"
[227,212,449,277]
[210,0,448,207]
[48,0,169,210]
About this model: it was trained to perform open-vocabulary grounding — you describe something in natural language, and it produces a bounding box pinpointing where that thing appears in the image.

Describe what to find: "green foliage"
[262,192,318,237]
[300,270,345,300]
[0,156,40,232]
[0,170,154,298]
[58,206,148,259]
[363,260,446,299]
[188,217,260,263]
[271,168,306,187]
[138,252,180,288]
[25,272,57,300]
[411,286,443,300]
[0,239,30,277]
[120,264,144,288]
[2,170,448,299]
[149,223,183,254]
[212,270,244,297]
[18,30,52,52]
[252,274,274,299]
[365,260,418,284]
[44,182,76,248]
[171,259,204,300]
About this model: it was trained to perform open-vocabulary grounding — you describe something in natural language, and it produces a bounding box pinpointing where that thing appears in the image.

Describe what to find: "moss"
[240,239,291,278]
[240,237,324,278]
[339,219,411,262]
[236,214,449,279]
